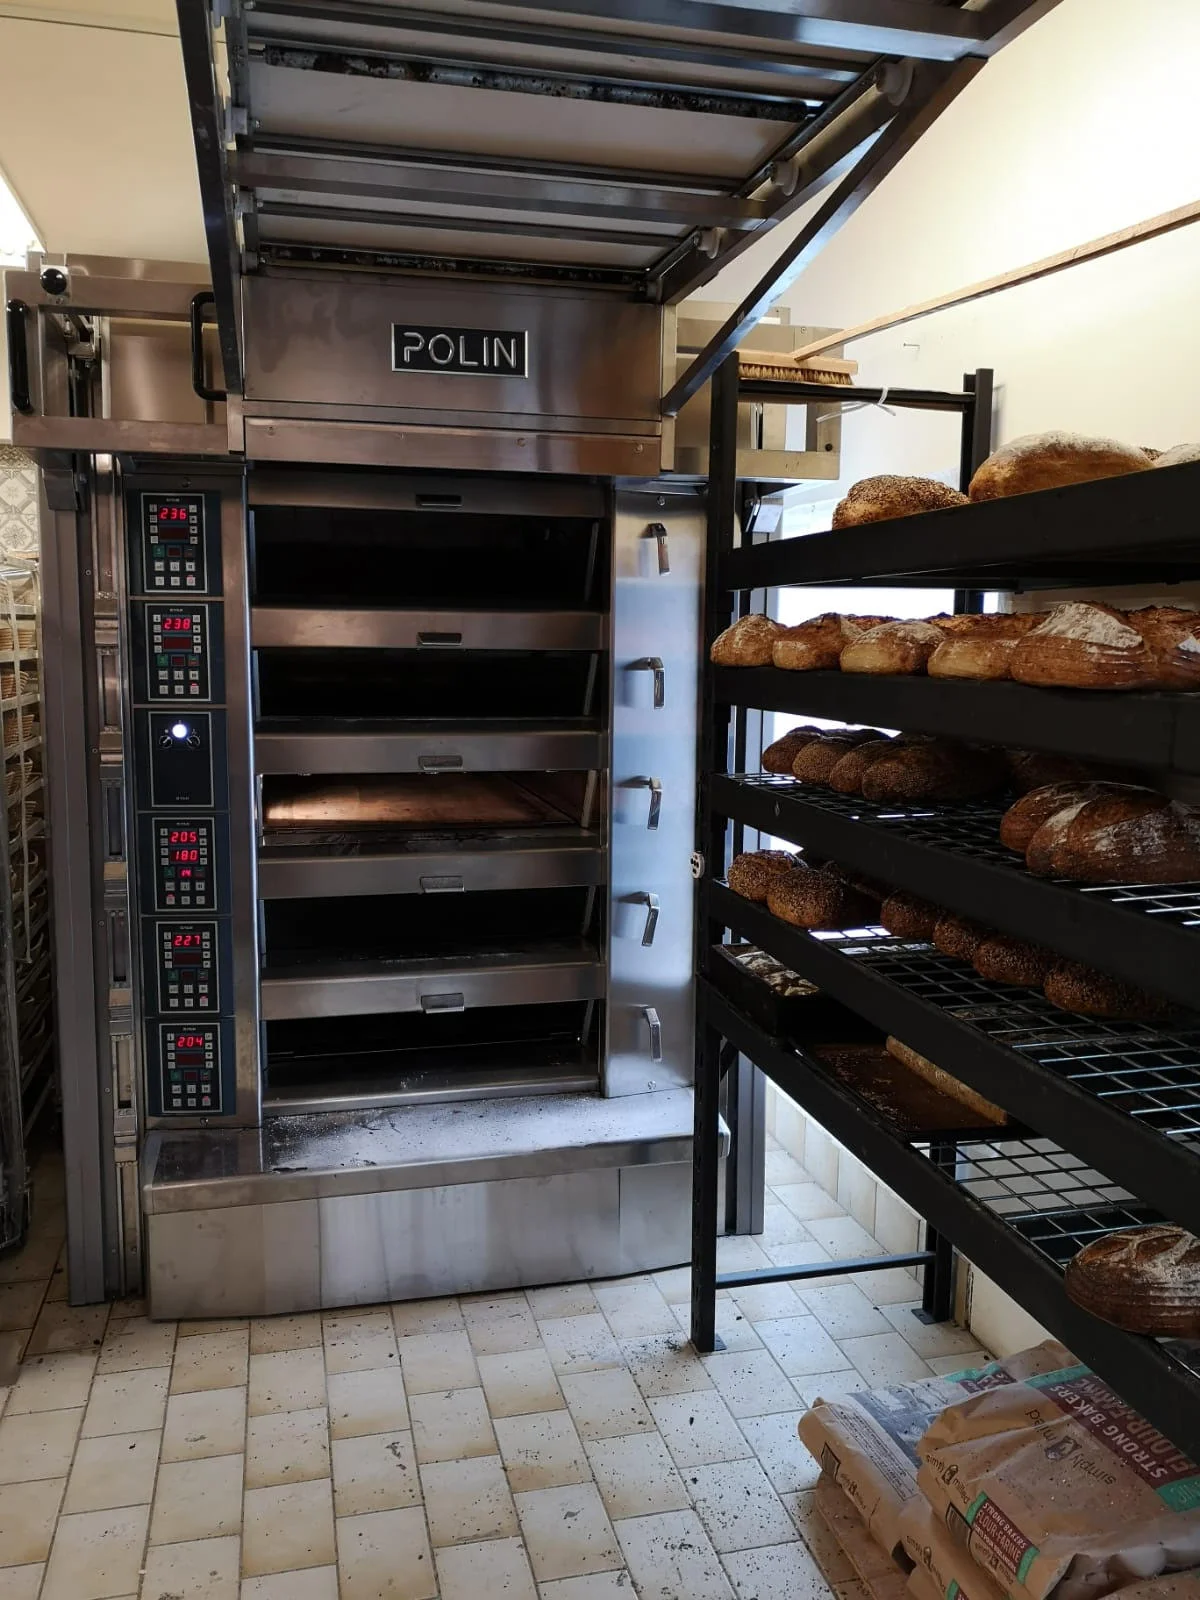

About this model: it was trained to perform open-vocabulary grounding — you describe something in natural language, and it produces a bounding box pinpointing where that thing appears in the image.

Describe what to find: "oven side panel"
[605,488,703,1096]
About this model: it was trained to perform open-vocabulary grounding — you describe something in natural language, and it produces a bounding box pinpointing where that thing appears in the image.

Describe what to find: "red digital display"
[171,848,200,863]
[161,616,192,632]
[173,933,205,949]
[173,1032,207,1056]
[179,869,193,880]
[158,505,190,523]
[169,830,200,844]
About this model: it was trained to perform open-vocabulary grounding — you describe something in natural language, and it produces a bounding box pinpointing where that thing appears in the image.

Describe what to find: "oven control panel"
[159,1024,222,1113]
[150,818,217,910]
[127,481,238,1122]
[139,604,215,702]
[154,920,220,1012]
[139,494,209,592]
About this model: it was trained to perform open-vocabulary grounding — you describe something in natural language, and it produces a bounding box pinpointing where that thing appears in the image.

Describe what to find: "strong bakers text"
[392,325,529,377]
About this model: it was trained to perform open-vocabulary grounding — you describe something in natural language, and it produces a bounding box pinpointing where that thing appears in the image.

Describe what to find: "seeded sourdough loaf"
[832,475,969,528]
[726,850,801,901]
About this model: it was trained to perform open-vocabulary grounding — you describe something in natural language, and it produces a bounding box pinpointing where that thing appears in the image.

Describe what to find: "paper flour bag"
[918,1362,1200,1600]
[799,1342,1072,1558]
[899,1494,1008,1600]
[815,1471,911,1600]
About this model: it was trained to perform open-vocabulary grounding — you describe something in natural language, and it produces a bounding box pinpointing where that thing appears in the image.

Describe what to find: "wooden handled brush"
[736,350,857,386]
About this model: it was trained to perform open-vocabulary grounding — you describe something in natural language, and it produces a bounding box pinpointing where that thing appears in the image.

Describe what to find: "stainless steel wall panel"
[604,490,703,1096]
[146,1198,321,1318]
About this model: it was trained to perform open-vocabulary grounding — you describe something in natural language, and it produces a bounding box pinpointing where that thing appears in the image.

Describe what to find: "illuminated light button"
[201,1096,211,1108]
[170,722,190,740]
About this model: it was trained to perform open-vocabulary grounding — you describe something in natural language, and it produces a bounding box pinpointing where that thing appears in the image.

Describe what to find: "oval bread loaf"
[1010,602,1154,690]
[710,614,784,666]
[861,741,1007,804]
[792,731,886,784]
[933,914,988,962]
[727,850,801,901]
[880,892,941,940]
[1064,1225,1200,1337]
[1024,788,1200,883]
[1155,443,1200,468]
[968,432,1152,500]
[927,613,1040,682]
[761,728,824,774]
[999,782,1112,853]
[827,738,900,795]
[832,476,968,528]
[972,934,1057,988]
[1044,961,1175,1021]
[772,613,890,672]
[1132,605,1200,689]
[767,865,879,932]
[840,620,946,676]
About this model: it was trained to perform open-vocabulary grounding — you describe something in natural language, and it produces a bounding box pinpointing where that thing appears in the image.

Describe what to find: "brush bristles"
[738,362,854,386]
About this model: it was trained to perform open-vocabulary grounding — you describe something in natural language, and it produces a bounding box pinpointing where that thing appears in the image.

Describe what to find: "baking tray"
[707,942,873,1041]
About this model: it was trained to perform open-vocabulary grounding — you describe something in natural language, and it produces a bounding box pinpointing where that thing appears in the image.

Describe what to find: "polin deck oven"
[17,266,707,1315]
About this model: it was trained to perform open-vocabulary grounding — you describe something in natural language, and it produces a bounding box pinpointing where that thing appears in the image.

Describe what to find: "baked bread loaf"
[832,476,968,528]
[1133,605,1200,689]
[792,731,885,784]
[767,864,879,932]
[973,934,1057,988]
[885,1038,1007,1126]
[861,740,1008,803]
[1010,602,1154,690]
[933,913,988,962]
[999,782,1108,853]
[1155,443,1200,468]
[1064,1226,1200,1337]
[761,728,824,774]
[1044,961,1174,1021]
[1024,787,1200,883]
[840,620,946,676]
[727,850,801,901]
[772,614,889,672]
[1005,750,1106,795]
[968,432,1152,501]
[827,737,901,795]
[880,891,941,940]
[927,613,1040,681]
[710,614,784,667]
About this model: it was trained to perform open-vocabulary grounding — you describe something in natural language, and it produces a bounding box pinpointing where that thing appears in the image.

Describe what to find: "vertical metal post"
[955,369,995,615]
[725,1052,766,1237]
[920,1138,958,1324]
[692,353,739,1353]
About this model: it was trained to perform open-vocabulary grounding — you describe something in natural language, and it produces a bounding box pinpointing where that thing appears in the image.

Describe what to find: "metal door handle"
[646,521,670,574]
[189,290,227,403]
[421,992,465,1013]
[642,1006,662,1064]
[6,300,32,415]
[632,776,662,831]
[417,631,463,648]
[419,875,465,894]
[419,754,464,773]
[633,891,660,946]
[631,657,665,708]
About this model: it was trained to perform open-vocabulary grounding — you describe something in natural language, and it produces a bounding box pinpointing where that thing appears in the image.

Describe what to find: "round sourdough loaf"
[710,614,784,666]
[1010,602,1154,690]
[880,891,940,940]
[761,728,824,774]
[840,620,946,676]
[972,934,1057,988]
[927,613,1039,681]
[772,613,890,671]
[968,431,1152,500]
[832,476,968,528]
[1024,787,1200,882]
[1065,1225,1200,1337]
[727,850,801,901]
[1044,960,1175,1021]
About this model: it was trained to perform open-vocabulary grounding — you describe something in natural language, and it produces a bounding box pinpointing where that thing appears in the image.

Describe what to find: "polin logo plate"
[392,325,529,377]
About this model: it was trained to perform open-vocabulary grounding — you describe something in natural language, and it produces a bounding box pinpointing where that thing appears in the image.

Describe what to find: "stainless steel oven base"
[142,1090,713,1317]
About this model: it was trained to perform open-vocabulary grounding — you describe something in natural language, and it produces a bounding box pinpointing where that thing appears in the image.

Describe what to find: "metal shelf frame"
[693,348,1200,1457]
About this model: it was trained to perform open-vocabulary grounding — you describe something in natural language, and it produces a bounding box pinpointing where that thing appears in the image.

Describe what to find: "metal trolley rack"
[691,352,1200,1459]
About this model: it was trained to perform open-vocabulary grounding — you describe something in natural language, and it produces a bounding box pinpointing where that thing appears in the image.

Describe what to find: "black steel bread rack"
[691,352,1200,1459]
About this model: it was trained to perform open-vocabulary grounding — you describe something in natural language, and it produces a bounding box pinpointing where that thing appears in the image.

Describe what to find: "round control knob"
[39,266,68,296]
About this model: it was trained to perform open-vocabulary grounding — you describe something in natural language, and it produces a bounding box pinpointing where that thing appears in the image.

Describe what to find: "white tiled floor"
[0,1142,990,1599]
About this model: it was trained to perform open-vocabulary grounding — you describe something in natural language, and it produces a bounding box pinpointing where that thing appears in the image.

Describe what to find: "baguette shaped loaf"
[840,619,948,676]
[880,891,941,940]
[968,431,1152,500]
[1025,788,1200,882]
[973,934,1057,988]
[861,740,1008,803]
[772,613,890,671]
[767,865,879,932]
[1010,602,1154,690]
[727,850,802,901]
[832,475,968,528]
[1044,961,1175,1021]
[761,727,825,774]
[710,613,784,666]
[1065,1225,1200,1337]
[927,613,1040,681]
